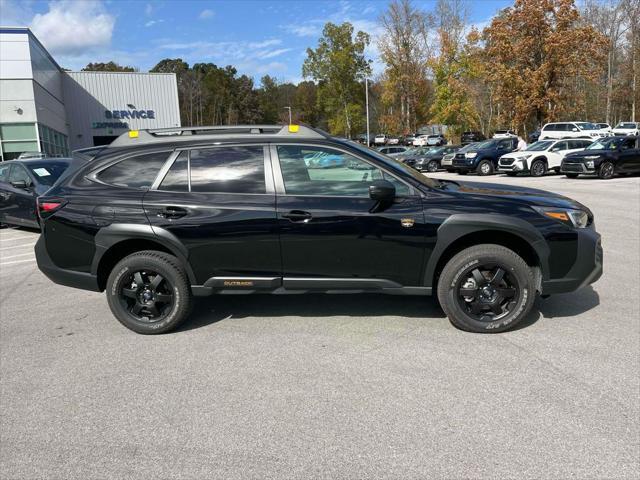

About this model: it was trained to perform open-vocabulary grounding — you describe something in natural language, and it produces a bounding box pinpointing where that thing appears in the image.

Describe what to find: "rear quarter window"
[96,151,171,189]
[0,164,10,182]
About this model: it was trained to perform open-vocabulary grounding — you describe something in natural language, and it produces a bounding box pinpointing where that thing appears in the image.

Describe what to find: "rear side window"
[97,151,170,189]
[189,146,265,194]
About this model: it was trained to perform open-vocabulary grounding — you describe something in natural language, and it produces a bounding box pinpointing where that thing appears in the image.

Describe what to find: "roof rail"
[109,124,331,147]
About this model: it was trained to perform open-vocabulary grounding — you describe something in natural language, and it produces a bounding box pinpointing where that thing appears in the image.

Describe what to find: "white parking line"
[0,235,38,242]
[0,252,34,260]
[0,259,36,266]
[0,243,36,251]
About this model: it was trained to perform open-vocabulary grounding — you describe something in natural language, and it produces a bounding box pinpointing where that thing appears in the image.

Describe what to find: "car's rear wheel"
[106,250,192,334]
[477,160,494,176]
[426,160,439,172]
[437,244,537,333]
[598,161,615,179]
[530,159,547,177]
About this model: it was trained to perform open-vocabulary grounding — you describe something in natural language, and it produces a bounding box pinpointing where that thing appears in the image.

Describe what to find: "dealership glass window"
[0,123,39,160]
[38,124,69,158]
[97,152,172,189]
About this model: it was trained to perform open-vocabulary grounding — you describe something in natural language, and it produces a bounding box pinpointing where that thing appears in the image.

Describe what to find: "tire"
[598,161,615,179]
[426,160,439,172]
[477,160,494,176]
[530,159,547,177]
[106,250,193,334]
[437,244,537,333]
[565,173,579,178]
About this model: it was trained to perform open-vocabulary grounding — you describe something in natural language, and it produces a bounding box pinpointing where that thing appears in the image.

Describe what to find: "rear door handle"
[157,206,188,219]
[282,210,312,223]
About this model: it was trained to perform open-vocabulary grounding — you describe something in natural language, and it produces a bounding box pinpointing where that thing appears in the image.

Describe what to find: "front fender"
[423,213,550,287]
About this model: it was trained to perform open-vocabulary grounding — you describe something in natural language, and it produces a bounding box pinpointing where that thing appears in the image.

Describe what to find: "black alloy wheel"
[119,269,174,322]
[426,160,439,172]
[598,161,615,179]
[455,264,518,322]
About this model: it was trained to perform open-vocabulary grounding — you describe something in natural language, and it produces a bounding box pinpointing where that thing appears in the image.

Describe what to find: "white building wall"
[63,71,181,149]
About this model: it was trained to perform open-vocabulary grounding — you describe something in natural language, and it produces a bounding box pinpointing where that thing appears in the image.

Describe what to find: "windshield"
[586,138,621,150]
[526,141,553,151]
[615,123,637,129]
[459,143,479,152]
[343,140,441,189]
[575,122,597,130]
[473,139,498,149]
[25,160,70,186]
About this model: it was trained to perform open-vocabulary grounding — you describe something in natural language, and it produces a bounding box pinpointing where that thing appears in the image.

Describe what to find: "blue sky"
[1,0,512,84]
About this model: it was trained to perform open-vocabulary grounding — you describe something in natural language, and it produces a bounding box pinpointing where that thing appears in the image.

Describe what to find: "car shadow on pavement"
[535,285,600,318]
[178,286,600,333]
[178,294,446,332]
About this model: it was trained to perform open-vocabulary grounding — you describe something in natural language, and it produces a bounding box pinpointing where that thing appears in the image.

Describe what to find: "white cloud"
[199,9,214,20]
[145,19,164,28]
[30,0,115,56]
[145,3,153,16]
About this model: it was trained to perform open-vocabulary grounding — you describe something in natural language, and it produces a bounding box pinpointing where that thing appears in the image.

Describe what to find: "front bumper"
[541,227,603,294]
[561,162,596,174]
[35,235,101,292]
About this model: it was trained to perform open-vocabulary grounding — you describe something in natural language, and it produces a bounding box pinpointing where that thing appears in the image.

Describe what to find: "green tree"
[82,61,137,72]
[302,22,371,137]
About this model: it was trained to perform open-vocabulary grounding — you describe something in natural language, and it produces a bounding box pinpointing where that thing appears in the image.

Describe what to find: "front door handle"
[157,206,188,219]
[282,210,312,223]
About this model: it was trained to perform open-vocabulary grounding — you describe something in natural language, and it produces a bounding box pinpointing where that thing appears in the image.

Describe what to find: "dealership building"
[0,27,180,161]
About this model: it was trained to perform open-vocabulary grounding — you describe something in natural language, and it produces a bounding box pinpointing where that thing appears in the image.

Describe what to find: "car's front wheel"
[437,244,537,333]
[426,160,439,172]
[598,161,615,179]
[530,159,547,177]
[106,250,193,334]
[477,160,494,176]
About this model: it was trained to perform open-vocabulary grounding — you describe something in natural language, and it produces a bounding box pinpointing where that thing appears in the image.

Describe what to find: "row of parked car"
[380,134,640,179]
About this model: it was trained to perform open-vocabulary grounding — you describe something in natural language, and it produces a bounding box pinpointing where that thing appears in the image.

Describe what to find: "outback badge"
[401,218,415,228]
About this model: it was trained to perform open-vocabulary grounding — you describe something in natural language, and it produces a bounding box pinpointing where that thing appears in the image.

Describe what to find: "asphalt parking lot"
[1,172,638,479]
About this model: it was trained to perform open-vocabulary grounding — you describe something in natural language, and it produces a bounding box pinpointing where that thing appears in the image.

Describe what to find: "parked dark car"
[528,130,541,143]
[0,158,71,228]
[561,135,640,179]
[461,131,486,145]
[402,135,416,146]
[36,124,602,335]
[403,145,461,172]
[452,137,519,175]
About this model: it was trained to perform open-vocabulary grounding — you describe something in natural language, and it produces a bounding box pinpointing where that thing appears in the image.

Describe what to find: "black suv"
[461,131,486,145]
[453,137,519,175]
[561,136,640,179]
[36,125,602,334]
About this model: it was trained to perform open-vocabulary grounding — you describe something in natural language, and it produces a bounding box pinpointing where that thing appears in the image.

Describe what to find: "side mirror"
[10,180,29,189]
[572,127,578,132]
[369,179,396,202]
[551,147,560,152]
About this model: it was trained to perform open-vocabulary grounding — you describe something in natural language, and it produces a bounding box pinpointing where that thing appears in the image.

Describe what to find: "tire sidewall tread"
[106,250,192,334]
[437,244,537,333]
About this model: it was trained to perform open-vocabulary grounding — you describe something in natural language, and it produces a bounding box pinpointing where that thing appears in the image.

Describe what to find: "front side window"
[277,145,410,197]
[0,164,10,182]
[97,151,171,189]
[8,164,31,186]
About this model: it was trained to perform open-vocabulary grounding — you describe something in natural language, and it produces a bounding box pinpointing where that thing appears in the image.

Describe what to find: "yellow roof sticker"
[288,124,299,133]
[129,130,139,138]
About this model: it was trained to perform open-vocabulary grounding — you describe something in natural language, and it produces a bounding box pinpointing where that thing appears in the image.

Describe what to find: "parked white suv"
[413,134,429,146]
[493,130,516,138]
[374,134,388,145]
[539,122,604,141]
[612,122,640,136]
[498,138,592,177]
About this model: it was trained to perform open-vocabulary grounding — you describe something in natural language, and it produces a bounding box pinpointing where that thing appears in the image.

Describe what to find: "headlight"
[533,207,590,228]
[517,154,531,161]
[585,160,595,168]
[465,152,477,158]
